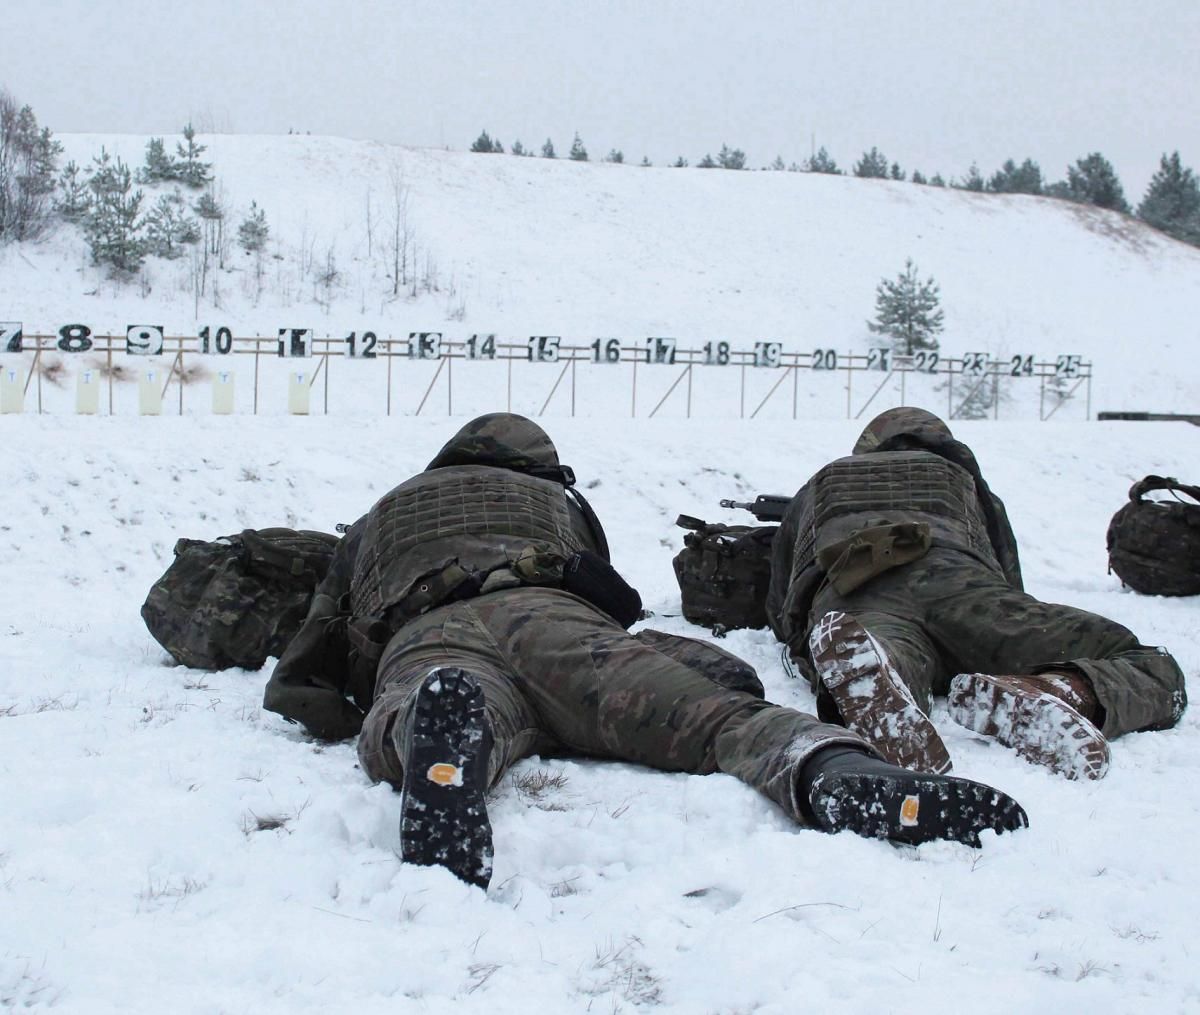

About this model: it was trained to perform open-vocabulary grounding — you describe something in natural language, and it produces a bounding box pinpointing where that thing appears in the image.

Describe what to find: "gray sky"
[9,0,1199,197]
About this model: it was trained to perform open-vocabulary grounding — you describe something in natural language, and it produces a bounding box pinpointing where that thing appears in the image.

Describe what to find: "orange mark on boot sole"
[900,795,920,826]
[427,763,462,787]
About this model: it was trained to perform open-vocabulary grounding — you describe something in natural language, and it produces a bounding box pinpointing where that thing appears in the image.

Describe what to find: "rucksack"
[672,515,778,635]
[1106,476,1200,596]
[142,527,341,670]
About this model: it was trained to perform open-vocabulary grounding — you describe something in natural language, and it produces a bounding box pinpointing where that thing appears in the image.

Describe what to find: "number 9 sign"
[126,325,164,356]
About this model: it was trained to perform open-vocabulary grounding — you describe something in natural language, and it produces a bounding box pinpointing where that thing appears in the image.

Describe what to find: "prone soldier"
[761,407,1187,780]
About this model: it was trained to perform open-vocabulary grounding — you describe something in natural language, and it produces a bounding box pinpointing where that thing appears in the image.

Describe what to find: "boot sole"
[809,611,953,775]
[399,667,494,889]
[810,767,1028,848]
[948,673,1110,781]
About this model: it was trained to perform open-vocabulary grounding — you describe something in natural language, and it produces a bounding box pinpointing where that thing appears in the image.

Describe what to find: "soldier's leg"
[917,551,1187,778]
[356,602,554,890]
[927,569,1187,738]
[357,602,552,791]
[804,592,951,773]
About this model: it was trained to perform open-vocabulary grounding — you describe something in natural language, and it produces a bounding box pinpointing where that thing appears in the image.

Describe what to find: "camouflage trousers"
[358,587,867,825]
[805,547,1187,738]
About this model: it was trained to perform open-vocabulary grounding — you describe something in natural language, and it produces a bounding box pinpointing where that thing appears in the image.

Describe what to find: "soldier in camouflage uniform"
[265,413,1027,890]
[767,407,1188,781]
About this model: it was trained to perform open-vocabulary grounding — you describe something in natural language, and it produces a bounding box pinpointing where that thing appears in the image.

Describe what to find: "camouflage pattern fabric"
[143,528,339,671]
[767,408,1187,741]
[804,546,1186,739]
[357,587,870,826]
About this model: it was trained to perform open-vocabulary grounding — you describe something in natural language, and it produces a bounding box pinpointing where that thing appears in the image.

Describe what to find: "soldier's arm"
[986,492,1024,591]
[262,516,367,740]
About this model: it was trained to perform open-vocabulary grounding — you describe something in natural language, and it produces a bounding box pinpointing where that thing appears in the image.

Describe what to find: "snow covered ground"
[2,136,1200,1011]
[2,414,1198,1013]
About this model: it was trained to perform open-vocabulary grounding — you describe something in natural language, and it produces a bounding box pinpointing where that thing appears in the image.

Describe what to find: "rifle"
[720,494,791,523]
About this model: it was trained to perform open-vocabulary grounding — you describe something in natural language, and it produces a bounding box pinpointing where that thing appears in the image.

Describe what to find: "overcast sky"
[9,0,1199,197]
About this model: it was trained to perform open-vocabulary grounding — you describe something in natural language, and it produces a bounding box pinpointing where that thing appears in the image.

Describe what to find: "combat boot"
[808,611,952,775]
[947,671,1109,780]
[399,667,495,889]
[800,746,1028,847]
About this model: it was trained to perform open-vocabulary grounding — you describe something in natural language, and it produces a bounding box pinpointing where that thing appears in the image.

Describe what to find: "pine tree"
[237,200,270,252]
[697,153,718,169]
[853,147,889,178]
[144,190,199,258]
[1137,151,1200,245]
[138,137,175,183]
[541,138,556,159]
[672,156,689,168]
[83,149,146,274]
[640,156,652,167]
[929,173,946,187]
[569,133,588,161]
[1062,152,1129,212]
[954,163,985,192]
[510,139,527,156]
[770,154,786,171]
[174,122,212,188]
[470,130,501,153]
[987,158,1043,195]
[911,170,927,185]
[804,147,842,174]
[56,160,90,222]
[868,258,944,355]
[0,92,62,241]
[605,149,624,164]
[717,144,746,170]
[193,189,225,258]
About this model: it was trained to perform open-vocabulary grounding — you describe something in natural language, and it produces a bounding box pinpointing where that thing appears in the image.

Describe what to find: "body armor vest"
[351,465,584,618]
[792,450,1000,582]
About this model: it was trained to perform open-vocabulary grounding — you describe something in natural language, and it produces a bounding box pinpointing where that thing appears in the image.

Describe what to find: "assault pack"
[672,514,778,635]
[1106,476,1200,596]
[142,527,340,670]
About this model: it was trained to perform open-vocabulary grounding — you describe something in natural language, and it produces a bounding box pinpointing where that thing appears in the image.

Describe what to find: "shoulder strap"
[1129,476,1200,505]
[567,487,611,562]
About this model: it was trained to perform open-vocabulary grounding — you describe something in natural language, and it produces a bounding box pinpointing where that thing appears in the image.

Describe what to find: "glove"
[562,549,643,628]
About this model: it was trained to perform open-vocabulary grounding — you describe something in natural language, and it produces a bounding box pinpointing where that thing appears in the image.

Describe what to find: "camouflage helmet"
[853,407,954,454]
[426,412,562,473]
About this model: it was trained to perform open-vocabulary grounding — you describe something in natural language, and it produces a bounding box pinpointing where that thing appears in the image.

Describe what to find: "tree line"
[469,128,1200,248]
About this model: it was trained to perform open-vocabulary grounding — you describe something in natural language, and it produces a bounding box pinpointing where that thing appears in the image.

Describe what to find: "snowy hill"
[2,133,1200,416]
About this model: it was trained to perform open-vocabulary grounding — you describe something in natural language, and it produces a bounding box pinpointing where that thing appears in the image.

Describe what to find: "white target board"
[76,369,100,415]
[212,370,235,414]
[138,368,162,415]
[287,371,310,414]
[1,365,24,413]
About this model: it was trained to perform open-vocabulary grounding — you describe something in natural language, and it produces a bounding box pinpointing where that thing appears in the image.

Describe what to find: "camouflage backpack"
[142,527,340,670]
[672,515,778,635]
[1106,476,1200,596]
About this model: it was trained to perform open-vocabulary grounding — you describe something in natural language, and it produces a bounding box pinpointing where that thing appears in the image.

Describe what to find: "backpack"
[1106,476,1200,596]
[142,527,341,670]
[671,515,778,635]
